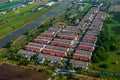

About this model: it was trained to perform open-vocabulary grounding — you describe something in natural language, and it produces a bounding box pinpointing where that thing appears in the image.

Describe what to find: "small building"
[82,37,97,43]
[82,34,97,43]
[77,21,87,29]
[73,50,92,61]
[41,30,57,37]
[42,45,69,57]
[46,2,55,7]
[38,54,62,64]
[25,42,44,52]
[78,42,95,52]
[70,59,88,69]
[51,38,74,48]
[58,31,78,40]
[33,36,53,44]
[62,26,80,34]
[48,25,63,32]
[17,50,36,60]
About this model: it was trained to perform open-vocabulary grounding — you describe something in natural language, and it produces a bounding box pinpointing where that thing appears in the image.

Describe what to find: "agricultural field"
[0,1,22,11]
[0,3,60,38]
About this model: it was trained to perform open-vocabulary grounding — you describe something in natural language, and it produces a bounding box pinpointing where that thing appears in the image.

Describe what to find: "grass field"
[83,4,92,13]
[0,1,22,11]
[0,5,35,21]
[89,12,120,79]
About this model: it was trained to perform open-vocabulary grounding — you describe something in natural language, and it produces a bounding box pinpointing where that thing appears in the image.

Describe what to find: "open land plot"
[0,63,49,80]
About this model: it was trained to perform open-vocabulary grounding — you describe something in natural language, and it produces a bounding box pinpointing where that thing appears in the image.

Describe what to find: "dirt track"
[0,63,48,80]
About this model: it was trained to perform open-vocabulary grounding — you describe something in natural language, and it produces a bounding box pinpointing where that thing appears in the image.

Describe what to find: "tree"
[76,67,84,74]
[40,68,53,75]
[44,59,50,65]
[18,59,30,66]
[92,54,100,63]
[66,72,76,79]
[69,63,74,70]
[64,14,69,20]
[99,63,109,69]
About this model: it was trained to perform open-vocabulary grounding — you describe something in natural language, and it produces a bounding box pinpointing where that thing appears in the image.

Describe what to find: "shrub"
[99,64,109,69]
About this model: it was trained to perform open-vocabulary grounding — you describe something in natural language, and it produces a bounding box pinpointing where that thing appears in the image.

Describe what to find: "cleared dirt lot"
[0,63,49,80]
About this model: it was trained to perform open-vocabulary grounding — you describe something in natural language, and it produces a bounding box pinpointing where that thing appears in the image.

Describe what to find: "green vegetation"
[52,72,76,80]
[0,5,34,21]
[86,0,120,3]
[0,1,22,10]
[82,4,92,14]
[0,54,4,62]
[18,59,31,66]
[39,68,53,75]
[0,3,60,38]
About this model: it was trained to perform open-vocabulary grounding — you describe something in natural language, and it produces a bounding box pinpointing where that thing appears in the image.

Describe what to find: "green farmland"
[0,3,60,38]
[0,1,22,11]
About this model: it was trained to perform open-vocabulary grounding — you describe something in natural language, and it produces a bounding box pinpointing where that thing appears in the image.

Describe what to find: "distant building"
[32,0,41,3]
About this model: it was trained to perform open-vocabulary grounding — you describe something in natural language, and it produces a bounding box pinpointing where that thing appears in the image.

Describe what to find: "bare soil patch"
[0,63,49,80]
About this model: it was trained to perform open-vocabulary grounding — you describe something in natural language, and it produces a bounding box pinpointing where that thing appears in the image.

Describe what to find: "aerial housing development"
[17,5,106,69]
[0,0,120,80]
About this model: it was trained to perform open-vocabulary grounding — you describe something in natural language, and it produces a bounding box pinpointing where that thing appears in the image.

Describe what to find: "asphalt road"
[0,3,68,48]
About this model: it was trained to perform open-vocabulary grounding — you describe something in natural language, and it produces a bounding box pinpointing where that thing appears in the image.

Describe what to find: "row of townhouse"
[17,7,106,69]
[18,50,36,60]
[34,36,53,44]
[25,42,44,52]
[35,25,79,64]
[76,7,99,31]
[42,45,69,57]
[70,7,99,69]
[17,25,80,66]
[50,38,74,48]
[72,10,106,63]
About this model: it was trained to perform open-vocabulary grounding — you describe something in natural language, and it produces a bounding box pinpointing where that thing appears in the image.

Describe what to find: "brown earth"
[0,63,49,80]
